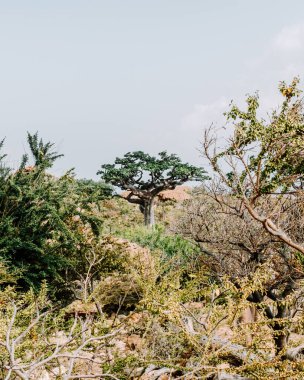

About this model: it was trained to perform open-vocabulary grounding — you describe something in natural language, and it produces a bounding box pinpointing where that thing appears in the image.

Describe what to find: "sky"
[1,0,304,178]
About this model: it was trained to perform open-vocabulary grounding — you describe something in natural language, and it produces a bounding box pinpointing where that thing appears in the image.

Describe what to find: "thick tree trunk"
[273,303,290,355]
[274,330,289,355]
[247,290,290,356]
[143,197,155,227]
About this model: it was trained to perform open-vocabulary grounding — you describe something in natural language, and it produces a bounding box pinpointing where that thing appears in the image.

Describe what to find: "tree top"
[98,151,207,194]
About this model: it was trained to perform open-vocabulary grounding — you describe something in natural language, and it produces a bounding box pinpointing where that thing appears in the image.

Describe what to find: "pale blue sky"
[1,0,304,178]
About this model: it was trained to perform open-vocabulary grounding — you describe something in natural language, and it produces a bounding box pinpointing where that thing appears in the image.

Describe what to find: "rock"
[201,335,258,363]
[95,274,142,313]
[114,238,155,276]
[117,314,128,321]
[141,367,173,380]
[30,369,50,380]
[126,334,143,350]
[24,349,33,361]
[126,367,145,378]
[65,300,98,315]
[289,333,304,345]
[157,186,191,202]
[121,186,191,203]
[144,364,158,374]
[158,375,170,380]
[93,237,155,313]
[183,301,204,310]
[285,343,304,360]
[128,312,145,324]
[217,363,230,370]
[112,338,127,352]
[216,326,233,340]
[48,330,69,346]
[52,365,68,376]
[215,372,250,380]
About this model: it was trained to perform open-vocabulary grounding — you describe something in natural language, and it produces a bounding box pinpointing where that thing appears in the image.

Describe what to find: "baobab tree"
[98,151,206,227]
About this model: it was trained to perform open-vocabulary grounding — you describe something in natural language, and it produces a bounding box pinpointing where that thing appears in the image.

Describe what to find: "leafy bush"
[120,225,200,261]
[0,133,111,297]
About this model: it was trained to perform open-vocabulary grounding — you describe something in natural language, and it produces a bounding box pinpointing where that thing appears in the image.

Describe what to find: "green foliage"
[101,197,143,234]
[0,139,10,182]
[0,170,72,290]
[74,178,113,209]
[119,224,206,287]
[0,134,111,296]
[121,224,200,260]
[0,262,16,285]
[218,77,304,195]
[98,151,207,192]
[26,131,64,170]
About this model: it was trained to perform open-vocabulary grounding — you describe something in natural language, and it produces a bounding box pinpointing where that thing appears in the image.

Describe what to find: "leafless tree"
[1,300,121,379]
[175,189,304,354]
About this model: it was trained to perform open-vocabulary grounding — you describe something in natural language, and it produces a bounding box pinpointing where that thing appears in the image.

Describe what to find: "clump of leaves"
[0,133,111,298]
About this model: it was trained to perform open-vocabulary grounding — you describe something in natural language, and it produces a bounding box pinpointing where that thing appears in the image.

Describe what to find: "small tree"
[196,78,304,354]
[203,77,304,254]
[26,131,64,170]
[176,190,304,354]
[98,151,207,227]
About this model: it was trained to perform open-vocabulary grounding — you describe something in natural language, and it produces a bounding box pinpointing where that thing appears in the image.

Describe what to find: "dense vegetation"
[1,80,304,379]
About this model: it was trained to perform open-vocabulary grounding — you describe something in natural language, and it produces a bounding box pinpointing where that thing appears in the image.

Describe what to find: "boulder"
[65,300,98,316]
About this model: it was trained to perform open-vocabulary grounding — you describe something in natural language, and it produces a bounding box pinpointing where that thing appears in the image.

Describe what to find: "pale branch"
[67,375,120,379]
[2,301,121,379]
[244,201,304,255]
